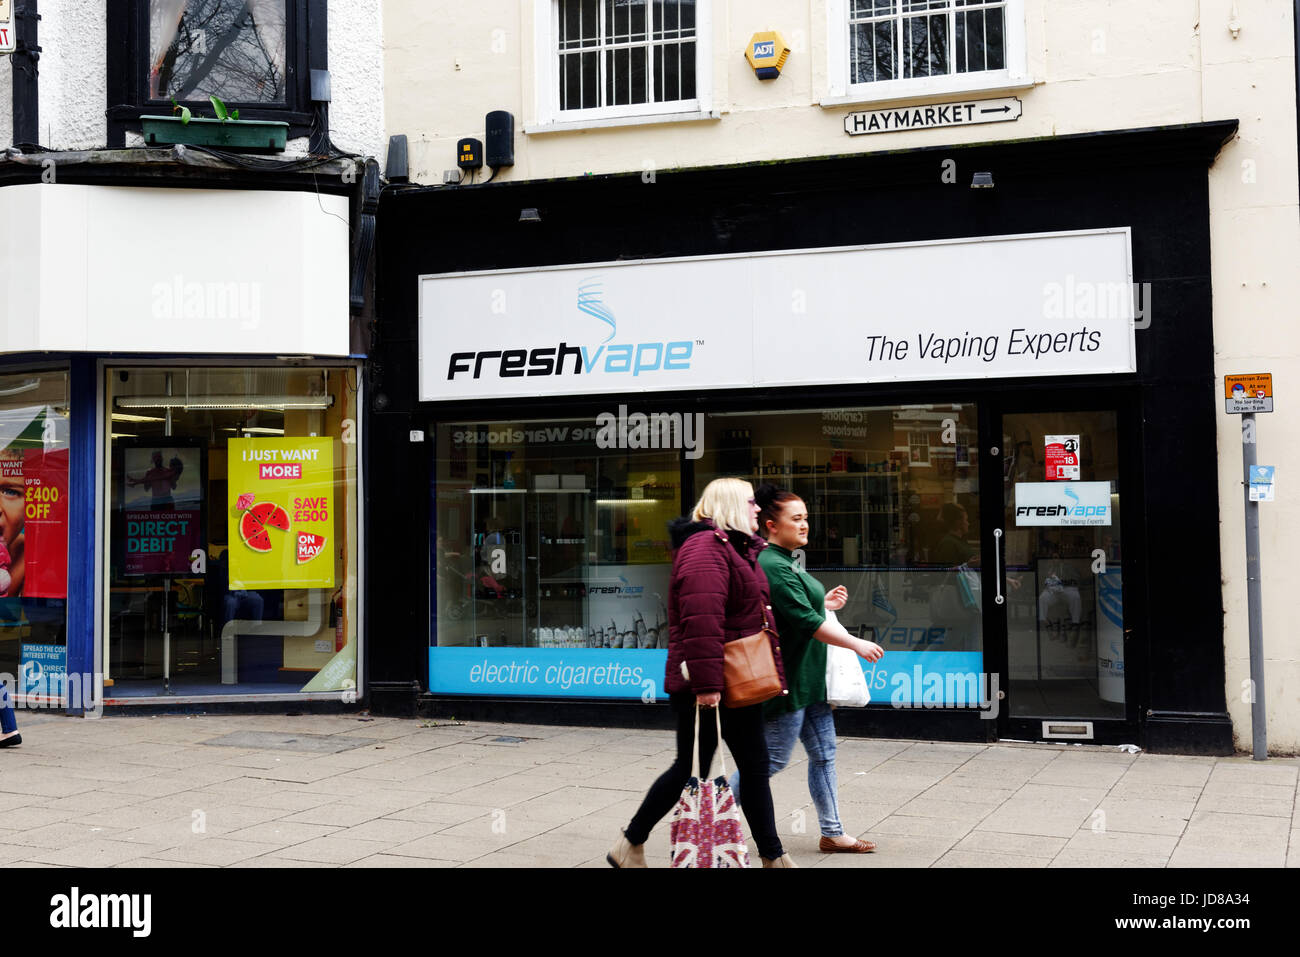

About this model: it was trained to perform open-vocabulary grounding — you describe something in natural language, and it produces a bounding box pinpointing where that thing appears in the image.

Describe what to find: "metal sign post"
[1225,374,1272,760]
[1240,413,1267,760]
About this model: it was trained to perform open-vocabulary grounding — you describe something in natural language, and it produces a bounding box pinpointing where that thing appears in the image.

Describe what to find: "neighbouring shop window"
[149,0,288,102]
[106,366,359,698]
[431,416,682,698]
[696,404,985,708]
[0,371,71,705]
[107,0,317,148]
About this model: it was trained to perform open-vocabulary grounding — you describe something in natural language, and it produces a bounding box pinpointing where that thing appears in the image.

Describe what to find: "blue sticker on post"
[1248,465,1275,502]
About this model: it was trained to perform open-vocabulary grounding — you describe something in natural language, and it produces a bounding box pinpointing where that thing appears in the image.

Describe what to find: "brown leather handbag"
[713,531,784,708]
[723,604,784,708]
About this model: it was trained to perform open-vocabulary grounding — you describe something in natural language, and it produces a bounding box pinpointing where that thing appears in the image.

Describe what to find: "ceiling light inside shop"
[115,395,334,411]
[239,427,286,435]
[111,413,167,423]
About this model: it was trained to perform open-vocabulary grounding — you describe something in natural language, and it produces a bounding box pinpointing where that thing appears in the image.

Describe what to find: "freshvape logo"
[1013,481,1112,527]
[595,405,704,460]
[50,888,151,937]
[446,274,697,381]
[1015,484,1108,520]
[576,278,617,343]
[587,573,645,596]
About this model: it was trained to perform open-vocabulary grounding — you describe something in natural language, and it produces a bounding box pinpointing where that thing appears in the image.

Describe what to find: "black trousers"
[624,691,784,860]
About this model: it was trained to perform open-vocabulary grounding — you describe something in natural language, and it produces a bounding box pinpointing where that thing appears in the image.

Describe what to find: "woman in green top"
[731,483,885,854]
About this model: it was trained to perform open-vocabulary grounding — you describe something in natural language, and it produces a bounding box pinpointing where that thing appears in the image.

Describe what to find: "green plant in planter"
[145,94,287,152]
[171,95,241,125]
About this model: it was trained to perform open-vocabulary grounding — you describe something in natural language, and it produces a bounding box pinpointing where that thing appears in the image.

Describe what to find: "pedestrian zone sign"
[1225,373,1272,414]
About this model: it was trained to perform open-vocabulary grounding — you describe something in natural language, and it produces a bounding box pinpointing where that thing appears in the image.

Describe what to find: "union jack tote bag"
[669,704,750,868]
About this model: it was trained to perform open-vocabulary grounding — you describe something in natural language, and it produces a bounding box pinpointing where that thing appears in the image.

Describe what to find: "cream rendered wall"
[385,1,1225,183]
[1201,1,1300,754]
[384,0,1300,751]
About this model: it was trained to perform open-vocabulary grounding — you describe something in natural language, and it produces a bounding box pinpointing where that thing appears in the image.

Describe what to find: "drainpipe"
[11,0,40,148]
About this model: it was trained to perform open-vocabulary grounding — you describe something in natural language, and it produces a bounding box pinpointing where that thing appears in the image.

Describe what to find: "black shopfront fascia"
[368,121,1238,754]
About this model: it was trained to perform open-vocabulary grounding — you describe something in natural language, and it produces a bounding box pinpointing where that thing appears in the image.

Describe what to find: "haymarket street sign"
[845,97,1022,136]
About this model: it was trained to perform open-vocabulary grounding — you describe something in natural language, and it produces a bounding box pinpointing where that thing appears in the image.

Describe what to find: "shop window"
[431,416,682,697]
[105,366,359,699]
[826,0,1027,104]
[697,404,984,707]
[429,403,987,708]
[106,0,320,146]
[532,0,713,129]
[0,370,71,706]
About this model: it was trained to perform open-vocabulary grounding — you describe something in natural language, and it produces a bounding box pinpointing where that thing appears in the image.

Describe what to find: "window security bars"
[849,0,1005,85]
[557,0,697,111]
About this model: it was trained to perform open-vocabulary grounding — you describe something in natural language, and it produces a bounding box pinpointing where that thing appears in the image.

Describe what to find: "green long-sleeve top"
[759,543,828,716]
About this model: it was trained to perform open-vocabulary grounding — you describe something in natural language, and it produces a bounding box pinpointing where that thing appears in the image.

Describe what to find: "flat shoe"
[0,733,21,748]
[819,835,875,853]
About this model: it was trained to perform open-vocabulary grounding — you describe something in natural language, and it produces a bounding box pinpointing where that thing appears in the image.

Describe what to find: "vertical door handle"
[993,528,1004,605]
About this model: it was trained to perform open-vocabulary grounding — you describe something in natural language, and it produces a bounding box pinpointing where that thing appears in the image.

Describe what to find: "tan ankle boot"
[761,853,798,868]
[607,830,647,868]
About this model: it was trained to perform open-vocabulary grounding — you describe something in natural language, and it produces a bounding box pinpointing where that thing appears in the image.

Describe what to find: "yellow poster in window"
[228,437,334,589]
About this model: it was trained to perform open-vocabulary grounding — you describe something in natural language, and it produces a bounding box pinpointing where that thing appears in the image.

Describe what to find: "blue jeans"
[0,681,17,735]
[731,701,843,838]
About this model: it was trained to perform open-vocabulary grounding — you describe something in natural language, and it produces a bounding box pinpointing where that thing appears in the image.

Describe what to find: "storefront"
[370,121,1237,753]
[0,182,364,709]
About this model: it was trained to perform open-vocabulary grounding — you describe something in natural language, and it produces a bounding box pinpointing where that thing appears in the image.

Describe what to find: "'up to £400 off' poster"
[228,437,334,589]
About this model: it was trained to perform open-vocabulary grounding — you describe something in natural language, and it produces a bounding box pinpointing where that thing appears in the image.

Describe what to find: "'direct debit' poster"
[228,437,334,589]
[122,446,203,576]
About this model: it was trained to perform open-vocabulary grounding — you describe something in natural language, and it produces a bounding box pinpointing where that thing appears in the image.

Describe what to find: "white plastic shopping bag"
[824,609,871,707]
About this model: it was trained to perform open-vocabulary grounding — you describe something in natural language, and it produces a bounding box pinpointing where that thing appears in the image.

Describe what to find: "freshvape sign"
[422,260,748,401]
[1014,482,1113,526]
[418,229,1135,401]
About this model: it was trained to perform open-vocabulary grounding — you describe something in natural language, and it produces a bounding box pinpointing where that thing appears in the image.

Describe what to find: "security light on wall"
[971,172,994,189]
[519,207,542,223]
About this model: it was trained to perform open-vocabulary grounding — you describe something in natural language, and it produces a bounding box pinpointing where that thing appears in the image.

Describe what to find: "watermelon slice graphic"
[296,532,327,564]
[250,501,291,530]
[238,497,291,553]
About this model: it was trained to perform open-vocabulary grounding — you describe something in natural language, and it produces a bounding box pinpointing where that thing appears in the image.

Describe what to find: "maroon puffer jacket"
[663,518,788,698]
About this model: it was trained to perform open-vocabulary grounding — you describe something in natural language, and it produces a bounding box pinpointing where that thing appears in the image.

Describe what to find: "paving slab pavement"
[0,711,1294,868]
